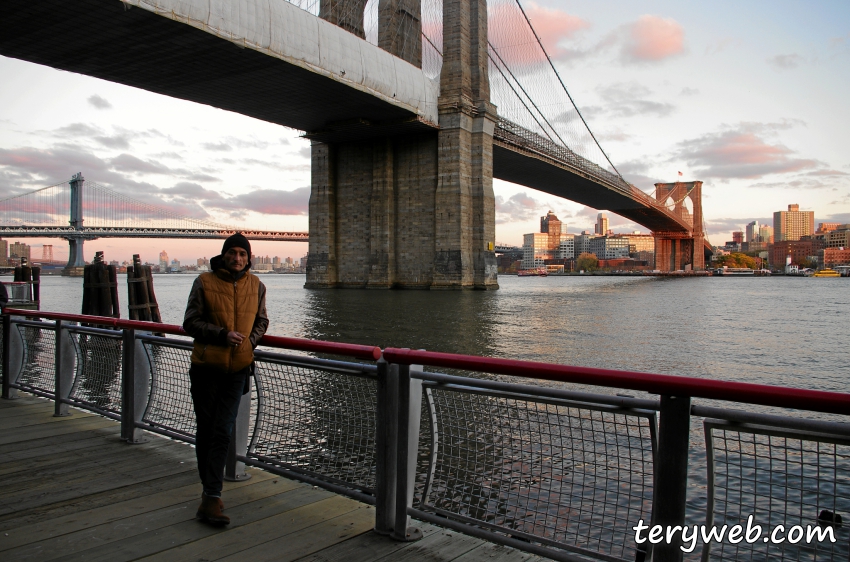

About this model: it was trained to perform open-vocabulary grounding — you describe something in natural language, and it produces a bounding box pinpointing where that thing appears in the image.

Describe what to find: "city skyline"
[1,0,848,257]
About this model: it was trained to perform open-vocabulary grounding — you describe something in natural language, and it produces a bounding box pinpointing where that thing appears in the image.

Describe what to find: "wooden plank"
[0,447,197,516]
[361,528,484,562]
[0,469,277,551]
[0,434,178,480]
[216,503,376,562]
[453,542,546,562]
[0,435,112,464]
[122,487,354,562]
[0,402,58,418]
[0,435,194,497]
[0,425,119,456]
[0,395,46,408]
[296,522,444,562]
[0,467,199,532]
[0,409,95,429]
[0,415,117,445]
[14,479,334,562]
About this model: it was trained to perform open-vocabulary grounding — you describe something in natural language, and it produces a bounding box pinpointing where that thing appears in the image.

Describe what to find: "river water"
[38,273,850,392]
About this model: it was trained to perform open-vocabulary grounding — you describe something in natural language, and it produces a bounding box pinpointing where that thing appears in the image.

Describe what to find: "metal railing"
[2,309,849,562]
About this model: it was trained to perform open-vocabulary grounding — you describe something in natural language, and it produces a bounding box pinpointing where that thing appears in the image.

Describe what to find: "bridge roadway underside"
[494,144,713,258]
[0,0,437,140]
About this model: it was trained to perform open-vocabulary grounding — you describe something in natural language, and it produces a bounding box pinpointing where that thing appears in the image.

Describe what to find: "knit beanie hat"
[221,233,251,256]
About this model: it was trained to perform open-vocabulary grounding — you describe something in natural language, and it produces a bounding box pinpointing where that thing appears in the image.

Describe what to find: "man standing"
[183,233,268,525]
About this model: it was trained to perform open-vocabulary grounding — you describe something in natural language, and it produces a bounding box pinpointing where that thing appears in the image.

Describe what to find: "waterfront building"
[773,204,814,241]
[759,225,774,244]
[9,241,31,265]
[823,224,850,249]
[575,231,598,257]
[556,236,575,260]
[159,250,169,271]
[589,236,630,260]
[821,247,850,268]
[770,238,824,267]
[522,233,549,269]
[522,212,569,269]
[745,221,759,243]
[732,231,744,244]
[0,238,7,266]
[817,222,840,233]
[595,213,609,235]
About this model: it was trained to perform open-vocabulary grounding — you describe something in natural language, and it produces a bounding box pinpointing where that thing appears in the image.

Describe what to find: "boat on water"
[812,268,841,278]
[517,267,548,277]
[714,267,755,276]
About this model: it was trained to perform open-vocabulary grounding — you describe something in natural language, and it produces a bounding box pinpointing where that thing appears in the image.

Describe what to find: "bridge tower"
[306,0,498,289]
[653,181,705,271]
[62,172,92,275]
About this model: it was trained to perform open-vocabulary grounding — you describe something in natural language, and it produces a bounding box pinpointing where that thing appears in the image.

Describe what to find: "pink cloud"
[623,15,685,62]
[523,2,591,58]
[675,126,820,179]
[488,2,589,66]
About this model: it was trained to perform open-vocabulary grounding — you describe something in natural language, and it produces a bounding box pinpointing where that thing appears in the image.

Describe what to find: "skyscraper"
[745,221,760,243]
[773,204,814,242]
[159,250,169,271]
[595,213,609,235]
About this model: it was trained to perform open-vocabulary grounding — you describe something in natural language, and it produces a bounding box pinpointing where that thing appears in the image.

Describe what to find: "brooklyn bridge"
[0,0,711,286]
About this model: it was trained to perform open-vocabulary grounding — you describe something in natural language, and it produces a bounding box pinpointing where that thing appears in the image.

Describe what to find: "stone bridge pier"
[306,0,498,289]
[653,181,706,271]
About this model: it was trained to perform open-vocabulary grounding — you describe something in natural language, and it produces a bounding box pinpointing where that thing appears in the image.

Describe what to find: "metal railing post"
[651,394,692,562]
[225,369,252,481]
[2,314,12,400]
[374,357,399,535]
[53,320,75,417]
[121,328,149,443]
[391,362,423,542]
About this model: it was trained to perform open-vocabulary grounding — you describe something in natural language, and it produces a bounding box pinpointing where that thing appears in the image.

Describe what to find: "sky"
[1,0,848,264]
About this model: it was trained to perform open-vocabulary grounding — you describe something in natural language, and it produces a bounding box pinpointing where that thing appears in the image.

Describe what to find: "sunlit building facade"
[774,204,814,241]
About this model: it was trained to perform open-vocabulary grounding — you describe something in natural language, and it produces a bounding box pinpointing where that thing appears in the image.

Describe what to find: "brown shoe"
[196,494,230,525]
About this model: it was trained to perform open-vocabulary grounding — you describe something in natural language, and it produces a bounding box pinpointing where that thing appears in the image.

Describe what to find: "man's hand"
[226,331,245,347]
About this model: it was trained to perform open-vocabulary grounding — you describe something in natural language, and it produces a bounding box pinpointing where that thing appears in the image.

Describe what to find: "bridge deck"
[0,395,542,562]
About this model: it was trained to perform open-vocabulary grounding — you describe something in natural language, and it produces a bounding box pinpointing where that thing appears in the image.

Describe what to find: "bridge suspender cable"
[511,0,625,183]
[487,43,562,147]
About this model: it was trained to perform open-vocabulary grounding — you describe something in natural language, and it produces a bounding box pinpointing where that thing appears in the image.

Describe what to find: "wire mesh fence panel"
[704,421,850,562]
[69,332,123,413]
[142,343,196,438]
[419,387,656,562]
[250,361,378,493]
[17,325,56,393]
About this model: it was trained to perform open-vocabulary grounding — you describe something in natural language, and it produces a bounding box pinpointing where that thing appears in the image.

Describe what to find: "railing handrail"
[2,308,381,360]
[5,308,850,415]
[383,347,850,416]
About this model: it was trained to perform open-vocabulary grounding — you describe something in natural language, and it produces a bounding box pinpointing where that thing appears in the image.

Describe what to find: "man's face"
[223,247,249,273]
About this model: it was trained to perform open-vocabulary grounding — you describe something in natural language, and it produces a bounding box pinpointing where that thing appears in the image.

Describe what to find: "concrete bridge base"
[306,0,498,290]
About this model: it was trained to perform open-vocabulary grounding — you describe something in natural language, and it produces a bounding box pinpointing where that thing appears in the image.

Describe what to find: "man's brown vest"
[190,270,260,373]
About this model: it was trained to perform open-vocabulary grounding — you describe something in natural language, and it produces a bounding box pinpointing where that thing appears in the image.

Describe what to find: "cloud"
[621,15,685,63]
[522,2,591,60]
[109,153,171,175]
[679,87,699,96]
[617,159,667,189]
[495,192,543,222]
[673,122,822,179]
[704,38,741,56]
[767,54,804,70]
[589,82,676,119]
[87,94,112,110]
[201,141,232,152]
[299,146,311,159]
[205,187,310,216]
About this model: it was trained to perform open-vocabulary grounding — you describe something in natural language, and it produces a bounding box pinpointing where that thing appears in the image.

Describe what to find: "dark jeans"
[189,364,249,498]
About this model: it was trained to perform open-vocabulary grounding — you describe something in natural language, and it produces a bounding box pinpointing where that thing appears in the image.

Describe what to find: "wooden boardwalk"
[0,395,545,562]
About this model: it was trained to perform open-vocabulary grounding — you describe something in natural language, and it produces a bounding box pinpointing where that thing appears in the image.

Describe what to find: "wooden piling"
[82,251,119,318]
[126,254,161,323]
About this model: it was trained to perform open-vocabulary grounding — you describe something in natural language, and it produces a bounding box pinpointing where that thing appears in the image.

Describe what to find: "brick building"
[773,204,814,241]
[770,238,824,267]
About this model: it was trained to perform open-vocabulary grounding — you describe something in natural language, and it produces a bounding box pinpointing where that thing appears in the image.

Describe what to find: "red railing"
[3,309,381,361]
[6,308,850,415]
